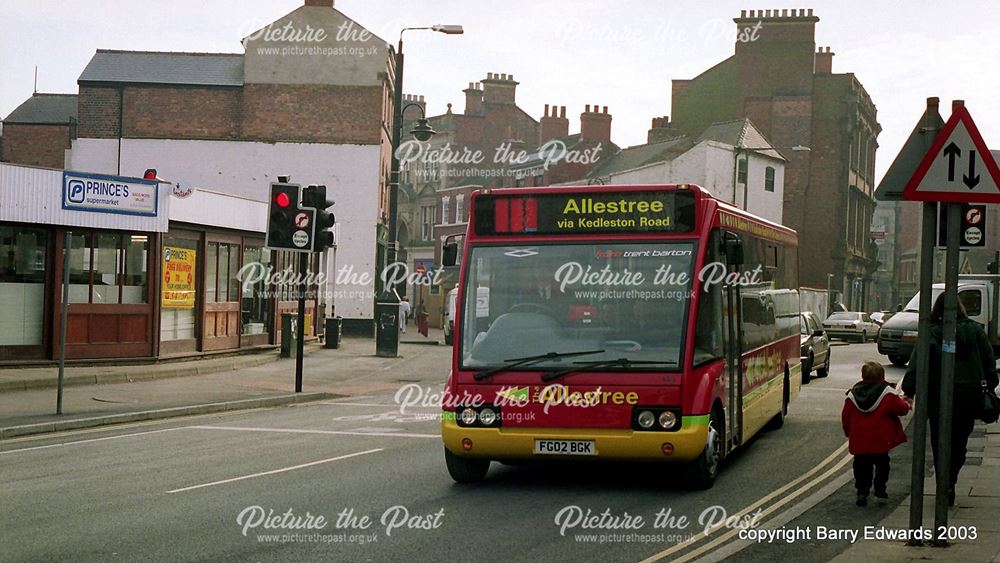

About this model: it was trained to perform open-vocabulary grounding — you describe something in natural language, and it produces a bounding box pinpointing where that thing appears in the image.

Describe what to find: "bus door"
[721,232,745,452]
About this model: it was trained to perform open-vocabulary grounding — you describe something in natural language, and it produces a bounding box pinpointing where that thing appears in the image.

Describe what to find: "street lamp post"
[377,24,461,357]
[386,24,463,275]
[733,144,810,211]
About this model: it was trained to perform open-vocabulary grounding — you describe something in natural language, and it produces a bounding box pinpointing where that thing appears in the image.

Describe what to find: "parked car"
[869,311,893,326]
[443,287,458,345]
[878,276,1000,366]
[823,311,879,343]
[800,311,831,384]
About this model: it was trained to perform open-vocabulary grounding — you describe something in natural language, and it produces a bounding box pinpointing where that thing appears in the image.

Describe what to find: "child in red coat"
[842,361,911,506]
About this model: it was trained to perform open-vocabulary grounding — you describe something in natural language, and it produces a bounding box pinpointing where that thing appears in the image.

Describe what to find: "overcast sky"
[2,0,999,183]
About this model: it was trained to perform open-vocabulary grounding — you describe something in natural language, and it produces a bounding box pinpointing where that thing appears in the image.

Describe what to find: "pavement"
[0,328,446,439]
[827,421,1000,563]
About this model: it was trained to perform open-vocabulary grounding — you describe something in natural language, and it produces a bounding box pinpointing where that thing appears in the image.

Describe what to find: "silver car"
[823,312,879,343]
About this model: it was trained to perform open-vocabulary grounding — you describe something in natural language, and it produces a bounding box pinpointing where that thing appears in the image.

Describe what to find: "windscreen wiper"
[540,358,676,383]
[473,349,605,381]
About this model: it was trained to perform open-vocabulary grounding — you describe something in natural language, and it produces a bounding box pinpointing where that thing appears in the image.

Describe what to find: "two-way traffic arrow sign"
[902,104,1000,203]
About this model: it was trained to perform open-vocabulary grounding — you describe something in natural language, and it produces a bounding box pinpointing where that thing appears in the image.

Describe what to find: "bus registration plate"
[534,439,596,456]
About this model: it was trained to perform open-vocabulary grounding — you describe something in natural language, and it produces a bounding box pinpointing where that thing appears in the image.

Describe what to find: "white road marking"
[189,424,440,439]
[0,427,188,455]
[166,448,383,494]
[639,441,850,563]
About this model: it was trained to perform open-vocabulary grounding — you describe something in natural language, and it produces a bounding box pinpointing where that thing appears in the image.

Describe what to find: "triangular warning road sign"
[902,105,1000,203]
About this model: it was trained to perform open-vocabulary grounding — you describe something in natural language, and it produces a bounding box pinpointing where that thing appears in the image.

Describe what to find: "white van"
[443,287,459,345]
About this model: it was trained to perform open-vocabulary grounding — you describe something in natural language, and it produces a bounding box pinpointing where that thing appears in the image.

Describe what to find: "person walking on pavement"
[399,297,411,333]
[843,361,911,506]
[901,294,999,506]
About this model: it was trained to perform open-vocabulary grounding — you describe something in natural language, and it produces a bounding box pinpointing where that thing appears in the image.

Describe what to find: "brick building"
[670,8,881,307]
[0,0,399,361]
[0,93,77,168]
[397,73,540,325]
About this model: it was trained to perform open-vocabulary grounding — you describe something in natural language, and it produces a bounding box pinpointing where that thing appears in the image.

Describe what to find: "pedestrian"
[842,361,910,507]
[901,295,998,506]
[399,297,411,333]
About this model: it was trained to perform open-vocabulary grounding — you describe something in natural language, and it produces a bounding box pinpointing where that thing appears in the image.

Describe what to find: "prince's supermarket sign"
[62,171,159,217]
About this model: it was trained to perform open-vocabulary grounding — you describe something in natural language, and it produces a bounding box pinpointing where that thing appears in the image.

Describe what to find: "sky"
[2,0,999,184]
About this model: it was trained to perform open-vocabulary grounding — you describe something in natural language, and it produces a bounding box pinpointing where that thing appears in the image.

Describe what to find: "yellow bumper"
[441,416,710,463]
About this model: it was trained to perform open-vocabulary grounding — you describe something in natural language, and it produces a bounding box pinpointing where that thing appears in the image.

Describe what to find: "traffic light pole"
[295,252,308,393]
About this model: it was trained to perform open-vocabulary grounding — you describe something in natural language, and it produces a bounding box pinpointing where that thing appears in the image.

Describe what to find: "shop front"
[0,164,168,361]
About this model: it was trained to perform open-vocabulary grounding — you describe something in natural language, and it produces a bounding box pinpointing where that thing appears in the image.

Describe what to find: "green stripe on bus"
[684,415,709,427]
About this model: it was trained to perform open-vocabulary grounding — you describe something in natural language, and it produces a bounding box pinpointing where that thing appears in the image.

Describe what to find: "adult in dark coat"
[901,294,998,505]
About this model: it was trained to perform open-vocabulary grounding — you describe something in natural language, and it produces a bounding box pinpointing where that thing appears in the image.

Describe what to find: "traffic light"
[266,182,314,252]
[303,184,335,251]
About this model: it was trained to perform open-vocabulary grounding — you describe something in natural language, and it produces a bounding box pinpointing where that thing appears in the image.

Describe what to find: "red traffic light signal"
[266,183,313,252]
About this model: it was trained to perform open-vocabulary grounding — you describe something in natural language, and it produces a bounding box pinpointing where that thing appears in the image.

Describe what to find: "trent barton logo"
[68,180,86,203]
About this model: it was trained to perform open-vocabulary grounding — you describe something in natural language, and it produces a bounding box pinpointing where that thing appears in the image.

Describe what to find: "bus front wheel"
[445,448,490,483]
[686,410,723,490]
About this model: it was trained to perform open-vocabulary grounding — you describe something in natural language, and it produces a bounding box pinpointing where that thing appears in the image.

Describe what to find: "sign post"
[897,100,1000,543]
[57,231,71,415]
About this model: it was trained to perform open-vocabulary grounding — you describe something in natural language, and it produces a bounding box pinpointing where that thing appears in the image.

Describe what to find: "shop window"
[160,237,198,342]
[67,232,147,305]
[0,227,48,346]
[206,242,240,303]
[242,246,272,335]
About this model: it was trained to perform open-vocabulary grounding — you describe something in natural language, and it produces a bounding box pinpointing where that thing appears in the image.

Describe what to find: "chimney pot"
[953,99,965,109]
[544,103,550,117]
[741,9,746,17]
[602,106,608,114]
[749,9,755,17]
[808,8,813,15]
[585,104,591,112]
[560,106,566,118]
[781,9,787,16]
[927,97,940,109]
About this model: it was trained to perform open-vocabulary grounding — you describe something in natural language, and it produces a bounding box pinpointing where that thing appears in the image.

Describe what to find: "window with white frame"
[421,205,434,240]
[441,196,451,224]
[455,194,465,223]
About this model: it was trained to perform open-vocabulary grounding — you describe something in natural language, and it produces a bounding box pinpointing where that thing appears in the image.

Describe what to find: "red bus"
[440,184,801,488]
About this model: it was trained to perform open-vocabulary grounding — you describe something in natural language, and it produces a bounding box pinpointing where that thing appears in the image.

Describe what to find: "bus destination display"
[474,190,696,235]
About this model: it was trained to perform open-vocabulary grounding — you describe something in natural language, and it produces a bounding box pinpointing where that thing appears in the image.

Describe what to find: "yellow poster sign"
[162,246,197,308]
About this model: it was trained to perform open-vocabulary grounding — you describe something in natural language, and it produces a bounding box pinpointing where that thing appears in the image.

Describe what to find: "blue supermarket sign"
[62,171,159,217]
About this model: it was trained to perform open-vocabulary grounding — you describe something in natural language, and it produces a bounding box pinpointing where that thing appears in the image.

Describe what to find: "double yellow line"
[639,441,851,563]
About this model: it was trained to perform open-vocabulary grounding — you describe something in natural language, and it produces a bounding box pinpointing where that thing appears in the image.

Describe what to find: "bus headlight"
[637,410,656,429]
[658,411,677,430]
[459,407,478,426]
[479,407,498,426]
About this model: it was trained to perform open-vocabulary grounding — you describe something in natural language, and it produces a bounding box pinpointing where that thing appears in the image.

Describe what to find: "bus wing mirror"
[722,232,744,266]
[442,237,458,267]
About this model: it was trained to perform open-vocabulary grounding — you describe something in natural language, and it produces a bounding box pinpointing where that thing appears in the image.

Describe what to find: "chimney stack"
[463,82,483,116]
[580,105,612,143]
[539,104,569,144]
[481,72,519,105]
[814,46,834,74]
[647,115,684,144]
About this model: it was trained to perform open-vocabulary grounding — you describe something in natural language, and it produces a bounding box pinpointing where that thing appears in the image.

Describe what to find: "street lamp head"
[431,24,464,34]
[411,118,436,142]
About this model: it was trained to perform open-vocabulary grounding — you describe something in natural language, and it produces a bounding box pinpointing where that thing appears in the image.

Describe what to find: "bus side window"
[694,231,724,364]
